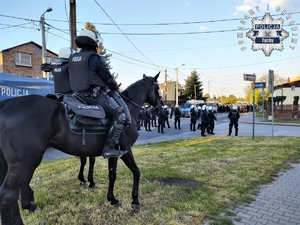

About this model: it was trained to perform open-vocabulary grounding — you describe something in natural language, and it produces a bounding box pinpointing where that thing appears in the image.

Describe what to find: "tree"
[244,73,285,105]
[182,70,204,100]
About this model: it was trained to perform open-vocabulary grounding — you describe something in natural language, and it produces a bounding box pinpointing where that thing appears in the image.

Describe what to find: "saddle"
[63,95,111,145]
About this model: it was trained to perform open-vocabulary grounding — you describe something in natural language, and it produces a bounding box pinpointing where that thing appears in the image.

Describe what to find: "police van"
[0,73,54,101]
[181,99,204,117]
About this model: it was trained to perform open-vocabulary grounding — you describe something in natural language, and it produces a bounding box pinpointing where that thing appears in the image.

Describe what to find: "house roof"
[274,79,300,89]
[0,41,58,56]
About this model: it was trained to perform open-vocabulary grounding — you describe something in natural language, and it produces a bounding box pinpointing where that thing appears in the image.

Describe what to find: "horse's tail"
[0,148,8,186]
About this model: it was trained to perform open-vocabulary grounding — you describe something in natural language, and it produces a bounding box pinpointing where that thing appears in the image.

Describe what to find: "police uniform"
[68,30,131,159]
[173,105,181,129]
[227,106,240,136]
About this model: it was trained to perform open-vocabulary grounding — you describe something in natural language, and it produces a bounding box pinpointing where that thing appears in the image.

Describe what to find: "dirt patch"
[148,177,199,187]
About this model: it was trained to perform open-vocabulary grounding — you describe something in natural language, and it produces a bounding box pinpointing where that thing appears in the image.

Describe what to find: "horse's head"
[143,72,163,111]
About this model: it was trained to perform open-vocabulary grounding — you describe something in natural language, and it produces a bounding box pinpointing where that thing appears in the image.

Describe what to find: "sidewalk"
[239,113,300,127]
[214,113,300,225]
[229,163,300,225]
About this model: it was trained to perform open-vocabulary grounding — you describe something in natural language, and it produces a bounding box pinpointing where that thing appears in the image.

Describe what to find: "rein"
[120,92,141,109]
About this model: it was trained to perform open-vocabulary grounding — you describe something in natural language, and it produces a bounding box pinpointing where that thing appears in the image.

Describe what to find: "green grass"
[19,136,300,225]
[255,112,300,123]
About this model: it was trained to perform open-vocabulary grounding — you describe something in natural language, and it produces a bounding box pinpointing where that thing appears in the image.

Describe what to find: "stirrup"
[102,148,127,159]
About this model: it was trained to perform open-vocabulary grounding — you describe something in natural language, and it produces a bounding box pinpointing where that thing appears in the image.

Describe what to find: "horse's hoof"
[80,181,87,186]
[113,201,122,208]
[131,204,140,212]
[33,207,42,213]
[89,184,98,189]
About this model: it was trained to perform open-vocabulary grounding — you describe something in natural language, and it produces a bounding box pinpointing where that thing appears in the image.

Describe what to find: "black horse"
[0,73,162,225]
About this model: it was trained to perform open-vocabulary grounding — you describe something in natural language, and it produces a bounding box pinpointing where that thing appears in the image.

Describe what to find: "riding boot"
[103,122,127,159]
[235,129,238,136]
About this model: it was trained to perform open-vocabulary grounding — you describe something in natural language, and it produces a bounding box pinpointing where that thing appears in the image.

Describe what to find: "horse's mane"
[121,77,147,101]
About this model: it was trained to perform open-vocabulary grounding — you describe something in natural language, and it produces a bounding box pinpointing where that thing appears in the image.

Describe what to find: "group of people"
[42,30,131,159]
[188,105,217,136]
[137,103,240,137]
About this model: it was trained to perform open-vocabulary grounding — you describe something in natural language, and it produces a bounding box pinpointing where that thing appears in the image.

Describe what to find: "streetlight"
[207,79,213,100]
[175,63,185,105]
[41,7,52,79]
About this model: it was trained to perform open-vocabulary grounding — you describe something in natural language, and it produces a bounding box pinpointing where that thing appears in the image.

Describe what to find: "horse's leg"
[87,157,97,188]
[121,150,140,212]
[78,157,87,185]
[1,201,24,225]
[20,182,39,212]
[0,149,23,224]
[107,157,120,206]
[0,171,24,225]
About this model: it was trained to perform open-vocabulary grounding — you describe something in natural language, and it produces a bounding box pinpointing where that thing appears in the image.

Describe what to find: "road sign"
[243,74,256,81]
[261,90,266,97]
[254,82,266,89]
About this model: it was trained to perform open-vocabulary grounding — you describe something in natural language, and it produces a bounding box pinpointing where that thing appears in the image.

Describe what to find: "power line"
[93,0,158,67]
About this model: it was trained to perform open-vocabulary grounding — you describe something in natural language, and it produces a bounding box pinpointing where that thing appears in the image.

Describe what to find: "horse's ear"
[154,72,160,81]
[143,74,147,79]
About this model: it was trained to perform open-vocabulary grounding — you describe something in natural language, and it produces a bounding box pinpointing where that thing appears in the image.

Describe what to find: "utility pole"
[165,69,167,102]
[70,0,77,50]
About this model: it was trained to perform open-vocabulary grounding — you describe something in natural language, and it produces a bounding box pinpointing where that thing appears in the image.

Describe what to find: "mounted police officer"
[227,105,240,136]
[52,47,76,95]
[68,30,131,159]
[40,47,75,97]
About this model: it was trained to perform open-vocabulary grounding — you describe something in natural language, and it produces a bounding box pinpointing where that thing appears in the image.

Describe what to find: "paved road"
[42,113,300,225]
[43,112,299,161]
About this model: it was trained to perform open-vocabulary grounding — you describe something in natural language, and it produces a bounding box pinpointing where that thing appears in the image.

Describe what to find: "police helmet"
[175,104,179,108]
[163,105,168,109]
[202,105,206,110]
[232,105,237,110]
[197,106,201,110]
[208,106,213,111]
[58,47,76,59]
[75,30,104,48]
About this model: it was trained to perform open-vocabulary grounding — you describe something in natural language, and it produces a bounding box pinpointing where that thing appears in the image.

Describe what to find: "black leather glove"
[40,63,53,72]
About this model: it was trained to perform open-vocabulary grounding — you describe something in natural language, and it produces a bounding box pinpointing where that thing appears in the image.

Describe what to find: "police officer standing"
[197,106,202,130]
[227,105,240,136]
[173,104,181,129]
[150,106,157,128]
[143,105,151,131]
[207,106,217,134]
[190,106,197,131]
[157,108,166,133]
[201,105,208,136]
[163,105,171,128]
[68,30,131,158]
